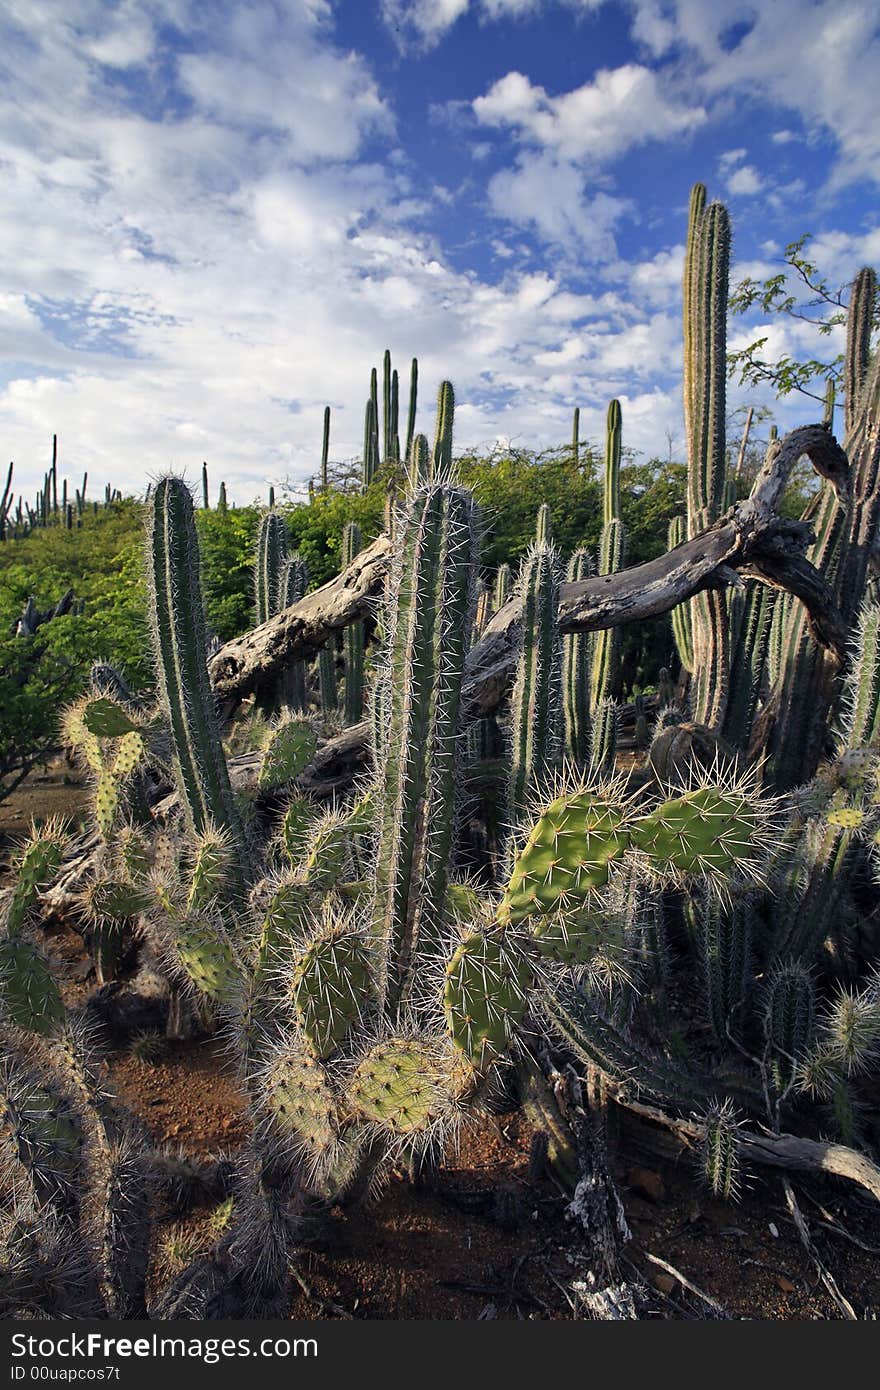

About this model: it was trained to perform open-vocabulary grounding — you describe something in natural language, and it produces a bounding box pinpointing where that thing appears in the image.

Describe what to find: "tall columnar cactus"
[722,582,776,751]
[148,478,248,871]
[536,502,553,547]
[320,406,330,494]
[408,433,430,489]
[590,401,627,713]
[279,553,310,714]
[494,562,511,612]
[765,267,879,788]
[382,349,393,464]
[372,475,480,1007]
[764,963,816,1095]
[362,397,379,490]
[509,543,563,824]
[319,642,338,719]
[342,521,365,725]
[684,185,731,730]
[563,548,594,765]
[589,697,618,780]
[405,357,418,464]
[255,511,289,626]
[572,407,580,468]
[432,381,455,483]
[838,603,880,750]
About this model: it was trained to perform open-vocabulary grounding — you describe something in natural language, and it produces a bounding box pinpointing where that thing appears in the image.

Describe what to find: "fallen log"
[208,424,850,724]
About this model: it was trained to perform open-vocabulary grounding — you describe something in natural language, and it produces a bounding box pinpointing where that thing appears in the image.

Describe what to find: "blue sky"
[1,0,878,504]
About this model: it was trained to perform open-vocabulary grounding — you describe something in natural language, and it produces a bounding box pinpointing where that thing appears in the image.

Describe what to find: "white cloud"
[0,0,876,506]
[486,153,627,255]
[474,64,706,162]
[629,0,880,187]
[725,164,763,196]
[381,0,601,51]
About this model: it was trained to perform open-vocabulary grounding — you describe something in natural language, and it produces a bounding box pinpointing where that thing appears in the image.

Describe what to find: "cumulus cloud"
[381,0,602,52]
[629,0,880,187]
[474,64,706,162]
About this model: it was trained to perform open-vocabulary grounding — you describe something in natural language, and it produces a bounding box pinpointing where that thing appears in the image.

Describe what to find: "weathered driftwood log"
[620,1094,880,1205]
[208,425,850,722]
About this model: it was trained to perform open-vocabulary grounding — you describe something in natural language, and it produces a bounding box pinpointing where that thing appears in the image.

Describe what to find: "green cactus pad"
[94,772,119,839]
[444,931,532,1068]
[631,786,762,879]
[86,879,151,922]
[528,905,621,966]
[446,883,483,923]
[187,833,233,911]
[0,1084,81,1185]
[116,826,151,882]
[260,879,314,960]
[111,730,147,779]
[350,1039,447,1133]
[258,720,318,790]
[6,833,65,936]
[81,697,140,739]
[279,796,318,864]
[0,939,65,1035]
[499,792,630,926]
[264,1049,338,1158]
[173,918,242,1004]
[292,930,373,1058]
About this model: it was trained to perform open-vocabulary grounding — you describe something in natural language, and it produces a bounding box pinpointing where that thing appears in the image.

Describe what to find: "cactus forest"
[2,183,880,1322]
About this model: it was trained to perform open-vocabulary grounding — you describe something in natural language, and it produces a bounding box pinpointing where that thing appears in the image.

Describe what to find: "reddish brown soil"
[4,765,880,1320]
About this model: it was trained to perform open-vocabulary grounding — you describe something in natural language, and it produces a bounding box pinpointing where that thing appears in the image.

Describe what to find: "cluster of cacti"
[0,440,132,542]
[3,168,880,1320]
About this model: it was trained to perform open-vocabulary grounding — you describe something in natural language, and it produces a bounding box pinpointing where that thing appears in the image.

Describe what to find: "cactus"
[340,522,365,726]
[404,357,418,463]
[494,562,511,611]
[563,549,593,765]
[589,697,618,780]
[350,1038,450,1134]
[722,582,775,751]
[290,917,373,1058]
[278,553,309,714]
[683,186,731,729]
[320,406,330,494]
[590,402,627,712]
[432,381,455,483]
[687,885,753,1045]
[838,603,880,751]
[701,1100,742,1201]
[764,962,816,1094]
[372,476,479,1003]
[148,477,248,875]
[443,930,532,1069]
[318,642,338,719]
[255,511,289,626]
[633,692,648,750]
[509,543,563,823]
[764,267,880,788]
[535,502,553,547]
[257,719,317,791]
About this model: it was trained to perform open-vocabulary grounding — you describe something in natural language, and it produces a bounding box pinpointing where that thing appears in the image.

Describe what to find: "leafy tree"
[728,234,880,407]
